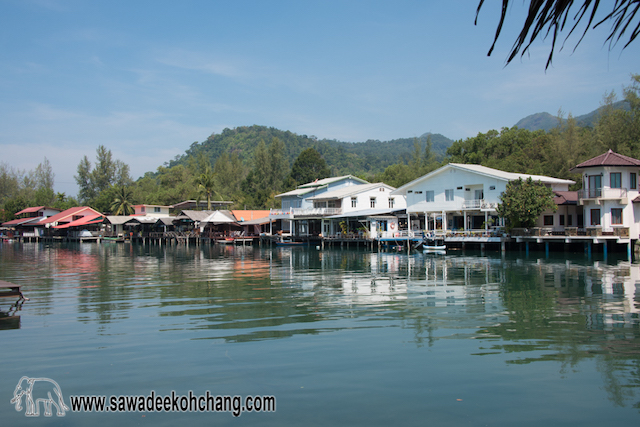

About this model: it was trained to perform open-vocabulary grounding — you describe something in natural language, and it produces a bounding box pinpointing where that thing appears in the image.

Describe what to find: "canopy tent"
[201,210,238,225]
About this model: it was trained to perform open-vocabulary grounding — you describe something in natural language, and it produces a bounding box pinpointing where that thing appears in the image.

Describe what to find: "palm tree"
[476,0,639,69]
[110,185,135,215]
[195,168,217,210]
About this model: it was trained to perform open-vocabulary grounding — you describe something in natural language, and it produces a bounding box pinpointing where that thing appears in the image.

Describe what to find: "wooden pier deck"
[0,280,29,304]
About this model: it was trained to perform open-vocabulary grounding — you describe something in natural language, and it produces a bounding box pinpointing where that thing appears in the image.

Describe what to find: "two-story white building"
[391,163,574,233]
[571,150,640,239]
[273,175,370,235]
[307,183,407,238]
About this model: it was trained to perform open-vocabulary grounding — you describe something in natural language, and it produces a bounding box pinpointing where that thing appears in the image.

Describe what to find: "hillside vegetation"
[168,126,453,177]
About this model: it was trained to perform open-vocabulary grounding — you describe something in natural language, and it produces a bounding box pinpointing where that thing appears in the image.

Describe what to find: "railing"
[578,188,627,200]
[461,200,498,210]
[292,208,343,216]
[269,208,343,216]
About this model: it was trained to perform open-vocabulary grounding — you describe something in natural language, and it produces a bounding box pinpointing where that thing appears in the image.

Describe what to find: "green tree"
[241,138,289,208]
[75,155,95,203]
[213,152,244,201]
[496,177,557,229]
[75,146,132,205]
[288,147,330,186]
[195,167,217,210]
[110,185,135,215]
[594,74,640,158]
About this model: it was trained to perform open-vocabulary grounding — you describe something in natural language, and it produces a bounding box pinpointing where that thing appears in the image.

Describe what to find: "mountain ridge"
[514,100,630,132]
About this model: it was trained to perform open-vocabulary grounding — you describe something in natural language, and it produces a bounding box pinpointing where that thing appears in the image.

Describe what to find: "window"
[611,208,623,225]
[590,209,601,226]
[445,189,454,201]
[389,198,395,209]
[567,215,572,226]
[426,191,434,202]
[370,197,376,208]
[544,215,554,226]
[611,172,622,188]
[631,173,637,190]
[351,197,357,208]
[154,207,161,213]
[588,175,602,197]
[141,206,146,212]
[559,215,565,226]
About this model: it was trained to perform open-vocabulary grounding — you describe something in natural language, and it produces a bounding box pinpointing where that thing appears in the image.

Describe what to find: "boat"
[275,238,308,246]
[423,245,446,252]
[420,233,446,252]
[216,237,236,245]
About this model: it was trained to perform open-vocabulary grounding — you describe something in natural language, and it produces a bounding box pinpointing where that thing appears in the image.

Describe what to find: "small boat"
[275,239,307,246]
[420,233,446,252]
[216,237,236,245]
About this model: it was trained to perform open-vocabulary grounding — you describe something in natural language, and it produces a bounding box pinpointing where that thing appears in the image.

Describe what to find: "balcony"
[461,199,498,210]
[270,207,343,217]
[295,208,342,216]
[578,188,628,202]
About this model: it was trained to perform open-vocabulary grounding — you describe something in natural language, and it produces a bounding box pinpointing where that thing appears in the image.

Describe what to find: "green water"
[1,242,639,426]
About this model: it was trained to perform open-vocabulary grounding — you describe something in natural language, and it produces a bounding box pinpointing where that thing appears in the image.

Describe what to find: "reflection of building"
[583,262,640,331]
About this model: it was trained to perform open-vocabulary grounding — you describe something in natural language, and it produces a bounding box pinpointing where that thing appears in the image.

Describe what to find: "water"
[1,242,639,426]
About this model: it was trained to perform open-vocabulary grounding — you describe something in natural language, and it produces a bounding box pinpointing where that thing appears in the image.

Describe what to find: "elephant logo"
[10,376,69,417]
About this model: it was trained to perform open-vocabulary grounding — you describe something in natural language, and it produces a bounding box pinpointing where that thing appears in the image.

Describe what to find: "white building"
[275,175,369,215]
[133,204,172,217]
[391,163,574,233]
[271,177,406,237]
[571,150,640,239]
[307,183,407,238]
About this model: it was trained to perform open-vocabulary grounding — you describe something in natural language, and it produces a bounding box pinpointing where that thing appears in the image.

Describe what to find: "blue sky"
[1,0,638,196]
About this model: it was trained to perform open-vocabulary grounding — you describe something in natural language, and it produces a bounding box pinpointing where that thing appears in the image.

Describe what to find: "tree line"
[1,74,638,220]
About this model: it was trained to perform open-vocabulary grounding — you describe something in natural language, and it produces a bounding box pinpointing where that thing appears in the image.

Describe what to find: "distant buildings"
[2,150,640,258]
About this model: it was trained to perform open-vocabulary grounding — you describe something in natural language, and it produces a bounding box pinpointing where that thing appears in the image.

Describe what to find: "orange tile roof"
[231,210,270,222]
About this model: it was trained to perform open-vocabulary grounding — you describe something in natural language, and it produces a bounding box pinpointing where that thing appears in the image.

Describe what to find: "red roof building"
[39,207,102,227]
[571,149,640,170]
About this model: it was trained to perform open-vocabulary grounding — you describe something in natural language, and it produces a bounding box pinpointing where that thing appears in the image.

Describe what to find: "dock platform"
[0,280,29,305]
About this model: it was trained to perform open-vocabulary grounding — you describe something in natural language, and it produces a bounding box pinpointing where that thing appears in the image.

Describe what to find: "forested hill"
[168,125,453,177]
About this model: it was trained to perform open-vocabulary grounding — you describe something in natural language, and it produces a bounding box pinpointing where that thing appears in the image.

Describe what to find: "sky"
[1,0,638,197]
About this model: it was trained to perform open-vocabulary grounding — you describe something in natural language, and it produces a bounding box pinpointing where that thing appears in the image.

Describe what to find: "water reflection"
[1,242,639,411]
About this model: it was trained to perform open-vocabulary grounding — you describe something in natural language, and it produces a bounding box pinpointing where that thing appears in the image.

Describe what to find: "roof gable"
[297,175,369,189]
[572,150,640,169]
[307,183,395,200]
[39,207,102,225]
[393,163,574,195]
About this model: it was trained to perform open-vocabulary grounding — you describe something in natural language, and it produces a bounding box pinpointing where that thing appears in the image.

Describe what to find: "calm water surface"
[1,242,639,426]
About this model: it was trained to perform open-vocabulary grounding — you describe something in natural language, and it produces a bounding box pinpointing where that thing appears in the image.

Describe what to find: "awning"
[53,215,104,229]
[201,210,238,224]
[2,217,44,227]
[240,217,275,226]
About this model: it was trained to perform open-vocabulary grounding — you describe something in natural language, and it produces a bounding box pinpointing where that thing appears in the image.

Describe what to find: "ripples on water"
[1,242,639,426]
